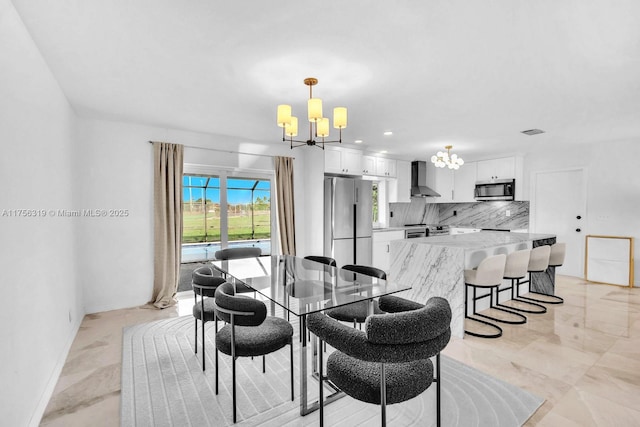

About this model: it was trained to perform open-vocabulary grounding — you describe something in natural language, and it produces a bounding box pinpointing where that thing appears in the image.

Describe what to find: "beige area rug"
[121,315,543,426]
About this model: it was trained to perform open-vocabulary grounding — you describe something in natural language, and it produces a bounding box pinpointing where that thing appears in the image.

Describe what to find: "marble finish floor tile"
[40,277,640,426]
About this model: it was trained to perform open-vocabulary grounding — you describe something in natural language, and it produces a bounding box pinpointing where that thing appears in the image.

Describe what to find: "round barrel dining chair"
[213,282,294,423]
[191,266,226,371]
[303,255,337,267]
[308,295,452,427]
[214,247,262,294]
[325,264,387,328]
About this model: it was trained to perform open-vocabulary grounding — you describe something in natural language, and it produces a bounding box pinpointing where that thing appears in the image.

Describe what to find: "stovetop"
[404,223,450,229]
[403,223,450,235]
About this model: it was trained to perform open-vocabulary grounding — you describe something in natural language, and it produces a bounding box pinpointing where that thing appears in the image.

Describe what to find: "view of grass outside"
[182,175,271,244]
[372,182,379,223]
[182,207,271,243]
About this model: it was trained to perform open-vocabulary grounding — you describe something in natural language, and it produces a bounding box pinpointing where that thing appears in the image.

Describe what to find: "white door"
[531,168,586,277]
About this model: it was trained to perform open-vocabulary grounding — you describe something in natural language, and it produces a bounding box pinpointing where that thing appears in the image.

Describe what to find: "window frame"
[182,165,278,255]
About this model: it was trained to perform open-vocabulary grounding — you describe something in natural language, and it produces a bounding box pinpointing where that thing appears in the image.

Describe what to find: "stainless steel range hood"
[411,161,441,197]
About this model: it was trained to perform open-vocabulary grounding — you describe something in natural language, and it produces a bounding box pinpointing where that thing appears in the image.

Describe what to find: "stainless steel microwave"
[474,179,515,201]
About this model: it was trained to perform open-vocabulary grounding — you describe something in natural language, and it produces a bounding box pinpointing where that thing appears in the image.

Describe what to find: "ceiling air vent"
[521,129,545,136]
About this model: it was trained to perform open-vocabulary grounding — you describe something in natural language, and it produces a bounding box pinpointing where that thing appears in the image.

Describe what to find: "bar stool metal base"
[496,278,546,315]
[479,285,527,325]
[519,292,565,305]
[464,284,504,339]
[518,272,564,305]
[477,307,527,325]
[465,316,503,338]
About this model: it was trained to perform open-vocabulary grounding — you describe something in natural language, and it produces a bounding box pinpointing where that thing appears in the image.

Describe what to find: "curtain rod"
[148,140,295,159]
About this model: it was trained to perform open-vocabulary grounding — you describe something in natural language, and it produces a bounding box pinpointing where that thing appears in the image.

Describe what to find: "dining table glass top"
[211,255,411,317]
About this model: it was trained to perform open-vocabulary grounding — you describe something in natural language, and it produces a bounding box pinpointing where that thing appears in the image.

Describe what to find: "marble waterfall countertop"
[389,231,556,338]
[405,231,556,250]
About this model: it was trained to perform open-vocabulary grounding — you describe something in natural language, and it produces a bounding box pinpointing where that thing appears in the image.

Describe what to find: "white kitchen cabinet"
[375,158,396,177]
[362,155,376,175]
[453,161,477,202]
[426,165,454,203]
[324,147,362,176]
[475,155,525,200]
[388,160,411,203]
[372,230,405,273]
[476,157,516,181]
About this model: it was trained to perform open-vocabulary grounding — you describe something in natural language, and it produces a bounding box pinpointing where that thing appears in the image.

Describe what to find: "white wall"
[523,140,640,285]
[301,148,326,257]
[75,118,314,312]
[0,1,82,425]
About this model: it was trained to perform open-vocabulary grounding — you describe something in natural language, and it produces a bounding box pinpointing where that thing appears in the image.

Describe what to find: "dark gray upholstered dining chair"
[213,282,294,423]
[215,246,262,261]
[326,264,386,328]
[214,247,262,294]
[191,266,226,371]
[303,255,337,267]
[307,295,452,427]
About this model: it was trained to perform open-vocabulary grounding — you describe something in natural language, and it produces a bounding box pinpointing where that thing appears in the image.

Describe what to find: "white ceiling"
[11,0,640,161]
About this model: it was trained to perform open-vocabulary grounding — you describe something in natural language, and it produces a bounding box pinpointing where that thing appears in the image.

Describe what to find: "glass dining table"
[210,255,411,416]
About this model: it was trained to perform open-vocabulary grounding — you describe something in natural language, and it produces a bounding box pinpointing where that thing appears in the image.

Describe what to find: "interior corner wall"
[75,118,312,313]
[523,140,640,285]
[0,1,82,425]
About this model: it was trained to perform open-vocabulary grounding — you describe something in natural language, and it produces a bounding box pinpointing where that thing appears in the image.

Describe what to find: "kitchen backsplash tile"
[389,198,439,226]
[389,199,529,229]
[439,201,529,229]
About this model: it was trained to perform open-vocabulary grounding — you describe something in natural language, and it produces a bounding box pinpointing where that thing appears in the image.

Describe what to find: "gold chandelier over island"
[431,145,464,169]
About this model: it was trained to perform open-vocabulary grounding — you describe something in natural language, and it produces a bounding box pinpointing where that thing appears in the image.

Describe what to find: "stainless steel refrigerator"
[324,177,373,268]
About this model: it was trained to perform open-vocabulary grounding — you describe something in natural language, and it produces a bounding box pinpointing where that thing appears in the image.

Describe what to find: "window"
[183,175,220,243]
[182,173,272,261]
[372,182,379,223]
[371,179,387,228]
[226,177,271,241]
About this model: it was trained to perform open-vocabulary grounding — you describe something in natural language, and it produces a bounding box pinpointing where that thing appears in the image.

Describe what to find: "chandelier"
[431,145,464,170]
[276,77,347,149]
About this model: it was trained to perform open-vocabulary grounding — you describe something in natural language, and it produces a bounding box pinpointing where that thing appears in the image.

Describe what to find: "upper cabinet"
[476,157,516,181]
[388,160,411,203]
[324,147,362,176]
[324,148,398,178]
[362,155,376,175]
[375,158,397,177]
[453,162,477,202]
[475,156,524,200]
[425,165,454,203]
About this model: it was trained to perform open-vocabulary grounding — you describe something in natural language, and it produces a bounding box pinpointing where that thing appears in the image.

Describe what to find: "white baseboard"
[29,314,83,427]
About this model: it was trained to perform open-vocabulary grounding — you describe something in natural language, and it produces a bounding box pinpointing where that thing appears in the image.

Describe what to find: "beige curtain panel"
[274,156,296,256]
[151,142,184,308]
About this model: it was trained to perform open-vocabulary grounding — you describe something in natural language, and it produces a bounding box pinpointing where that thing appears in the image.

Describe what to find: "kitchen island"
[389,231,556,338]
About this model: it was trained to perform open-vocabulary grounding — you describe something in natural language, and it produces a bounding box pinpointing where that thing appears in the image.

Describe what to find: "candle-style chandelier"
[276,77,347,149]
[431,145,464,169]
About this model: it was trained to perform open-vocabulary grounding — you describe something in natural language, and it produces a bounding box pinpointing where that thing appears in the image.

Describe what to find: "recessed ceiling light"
[521,129,545,136]
[383,131,393,136]
[354,139,363,144]
[380,150,388,154]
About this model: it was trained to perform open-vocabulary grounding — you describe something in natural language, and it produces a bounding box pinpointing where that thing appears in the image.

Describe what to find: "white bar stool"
[496,249,547,314]
[464,254,508,338]
[517,244,565,305]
